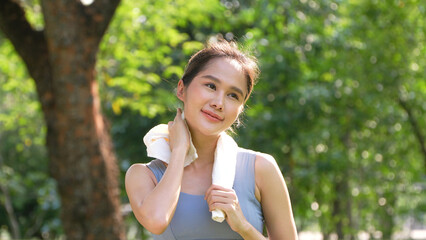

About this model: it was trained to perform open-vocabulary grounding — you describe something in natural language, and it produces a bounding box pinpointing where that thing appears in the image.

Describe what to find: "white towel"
[142,114,238,223]
[143,123,198,167]
[211,132,238,222]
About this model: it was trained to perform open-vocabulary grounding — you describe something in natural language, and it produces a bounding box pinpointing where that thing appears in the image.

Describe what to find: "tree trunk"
[398,97,426,174]
[0,1,124,239]
[332,178,344,240]
[330,131,354,240]
[381,196,395,240]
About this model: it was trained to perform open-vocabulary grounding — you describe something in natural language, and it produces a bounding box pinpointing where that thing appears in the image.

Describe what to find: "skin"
[125,57,298,239]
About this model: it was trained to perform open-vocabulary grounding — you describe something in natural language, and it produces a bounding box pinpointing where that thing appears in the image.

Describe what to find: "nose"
[210,93,224,110]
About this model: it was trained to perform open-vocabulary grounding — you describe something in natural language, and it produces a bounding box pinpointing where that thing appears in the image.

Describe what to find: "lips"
[201,109,224,121]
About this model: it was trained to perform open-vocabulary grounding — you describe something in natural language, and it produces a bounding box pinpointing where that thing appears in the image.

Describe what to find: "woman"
[125,40,298,239]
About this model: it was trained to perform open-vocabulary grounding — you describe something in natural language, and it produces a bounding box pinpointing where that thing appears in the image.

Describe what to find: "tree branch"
[40,0,121,56]
[0,147,21,239]
[0,184,21,239]
[84,0,121,40]
[0,0,53,111]
[0,0,47,71]
[0,0,33,49]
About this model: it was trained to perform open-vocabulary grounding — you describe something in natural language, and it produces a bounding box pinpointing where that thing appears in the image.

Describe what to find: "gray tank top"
[146,148,264,240]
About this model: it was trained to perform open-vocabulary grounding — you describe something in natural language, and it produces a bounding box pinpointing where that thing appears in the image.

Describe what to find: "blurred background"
[0,0,425,239]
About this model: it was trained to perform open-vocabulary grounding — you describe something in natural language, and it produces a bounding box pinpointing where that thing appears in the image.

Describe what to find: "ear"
[176,79,185,101]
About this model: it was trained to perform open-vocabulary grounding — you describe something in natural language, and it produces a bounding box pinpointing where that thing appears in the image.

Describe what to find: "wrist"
[171,147,188,159]
[235,220,251,237]
[236,221,265,240]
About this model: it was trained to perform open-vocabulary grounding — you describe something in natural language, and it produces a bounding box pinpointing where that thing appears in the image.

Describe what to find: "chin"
[186,114,231,136]
[199,126,223,136]
[196,123,227,137]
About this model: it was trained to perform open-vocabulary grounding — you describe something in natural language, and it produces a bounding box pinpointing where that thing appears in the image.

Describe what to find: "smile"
[201,110,224,122]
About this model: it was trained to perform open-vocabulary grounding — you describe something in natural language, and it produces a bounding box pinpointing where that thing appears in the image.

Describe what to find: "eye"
[205,83,216,90]
[229,93,240,100]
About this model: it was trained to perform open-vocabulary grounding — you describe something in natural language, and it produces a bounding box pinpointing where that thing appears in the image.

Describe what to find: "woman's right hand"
[168,108,190,154]
[126,108,190,234]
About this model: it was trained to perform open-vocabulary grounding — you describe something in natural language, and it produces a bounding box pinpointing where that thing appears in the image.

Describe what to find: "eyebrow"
[201,74,246,99]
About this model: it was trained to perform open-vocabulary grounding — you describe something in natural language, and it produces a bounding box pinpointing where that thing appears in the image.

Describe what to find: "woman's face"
[177,57,247,137]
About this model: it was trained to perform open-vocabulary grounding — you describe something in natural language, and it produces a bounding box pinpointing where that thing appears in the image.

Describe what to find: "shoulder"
[126,163,150,176]
[255,152,278,167]
[254,152,281,177]
[125,163,157,185]
[251,153,298,238]
[240,149,283,202]
[254,152,286,188]
[236,147,280,176]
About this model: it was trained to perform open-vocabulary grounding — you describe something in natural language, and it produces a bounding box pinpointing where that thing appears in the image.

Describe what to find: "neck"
[190,130,220,165]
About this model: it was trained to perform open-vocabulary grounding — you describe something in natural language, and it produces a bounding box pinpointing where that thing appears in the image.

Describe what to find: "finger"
[174,111,179,120]
[209,184,231,191]
[208,194,234,205]
[205,185,234,200]
[209,200,238,212]
[174,109,183,123]
[204,185,215,200]
[206,185,224,195]
[206,190,236,208]
[205,188,225,201]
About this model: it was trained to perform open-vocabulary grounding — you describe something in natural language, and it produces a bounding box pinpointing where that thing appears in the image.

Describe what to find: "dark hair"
[181,40,259,101]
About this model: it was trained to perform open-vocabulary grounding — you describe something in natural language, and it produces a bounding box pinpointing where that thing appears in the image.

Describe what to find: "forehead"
[197,58,247,92]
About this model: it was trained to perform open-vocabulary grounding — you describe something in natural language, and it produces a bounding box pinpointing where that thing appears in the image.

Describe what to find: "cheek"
[185,84,206,102]
[181,88,196,108]
[229,104,244,121]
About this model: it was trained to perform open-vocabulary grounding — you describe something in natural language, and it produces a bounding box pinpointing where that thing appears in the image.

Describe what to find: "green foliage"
[0,38,62,238]
[244,0,424,238]
[97,0,225,118]
[215,0,425,237]
[1,0,425,238]
[19,0,44,30]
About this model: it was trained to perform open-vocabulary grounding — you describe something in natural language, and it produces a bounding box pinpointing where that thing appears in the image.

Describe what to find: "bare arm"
[255,154,298,240]
[125,149,186,234]
[205,153,297,239]
[125,109,190,234]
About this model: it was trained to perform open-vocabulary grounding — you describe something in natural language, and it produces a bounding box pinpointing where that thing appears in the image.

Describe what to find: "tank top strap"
[234,148,257,194]
[146,159,167,183]
[234,148,256,199]
[234,148,264,233]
